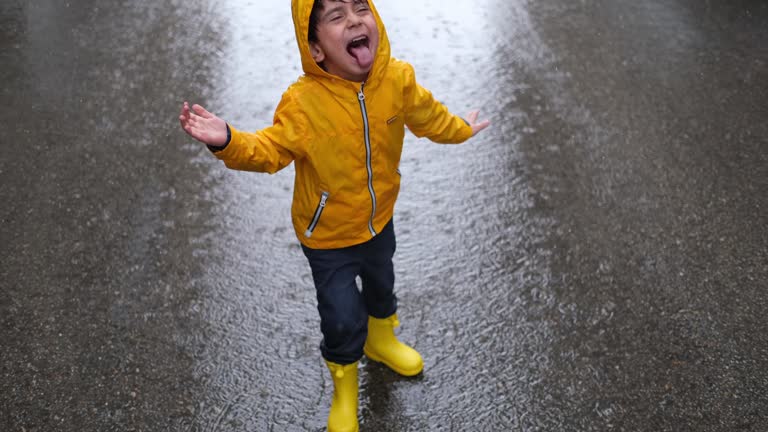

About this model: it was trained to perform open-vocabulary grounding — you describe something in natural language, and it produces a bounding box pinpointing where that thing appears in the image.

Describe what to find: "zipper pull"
[358,83,365,101]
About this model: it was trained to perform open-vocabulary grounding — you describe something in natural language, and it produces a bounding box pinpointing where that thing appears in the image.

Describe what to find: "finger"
[466,110,479,123]
[184,115,196,129]
[187,110,204,125]
[185,124,204,142]
[472,119,491,136]
[179,103,190,122]
[179,102,191,125]
[192,104,214,119]
[183,123,196,138]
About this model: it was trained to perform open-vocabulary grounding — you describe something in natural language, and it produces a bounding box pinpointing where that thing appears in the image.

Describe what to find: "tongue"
[349,45,374,69]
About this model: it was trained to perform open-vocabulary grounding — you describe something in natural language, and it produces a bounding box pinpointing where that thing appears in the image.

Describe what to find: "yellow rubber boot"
[325,361,359,432]
[363,314,424,376]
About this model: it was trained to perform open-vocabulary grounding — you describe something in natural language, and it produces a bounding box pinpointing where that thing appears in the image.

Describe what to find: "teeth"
[348,36,368,52]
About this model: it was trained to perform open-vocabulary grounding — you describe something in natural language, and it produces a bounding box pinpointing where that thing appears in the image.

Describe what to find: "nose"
[346,12,363,28]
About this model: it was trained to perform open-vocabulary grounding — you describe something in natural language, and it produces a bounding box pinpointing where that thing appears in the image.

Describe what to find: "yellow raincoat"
[213,0,474,249]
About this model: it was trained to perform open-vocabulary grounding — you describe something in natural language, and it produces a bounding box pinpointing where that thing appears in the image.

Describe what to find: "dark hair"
[308,0,324,43]
[308,0,369,43]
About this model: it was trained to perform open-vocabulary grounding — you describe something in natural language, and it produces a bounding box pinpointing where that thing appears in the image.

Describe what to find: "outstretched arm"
[179,102,228,146]
[179,93,306,174]
[401,61,490,143]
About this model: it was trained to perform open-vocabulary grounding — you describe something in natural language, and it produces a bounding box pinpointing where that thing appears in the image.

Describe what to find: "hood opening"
[292,0,390,83]
[347,36,373,68]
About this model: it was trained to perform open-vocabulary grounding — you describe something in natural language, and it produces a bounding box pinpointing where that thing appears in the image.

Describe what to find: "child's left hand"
[466,110,491,136]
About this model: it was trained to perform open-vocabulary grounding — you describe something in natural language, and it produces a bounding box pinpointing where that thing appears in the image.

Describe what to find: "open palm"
[179,102,228,146]
[466,109,491,137]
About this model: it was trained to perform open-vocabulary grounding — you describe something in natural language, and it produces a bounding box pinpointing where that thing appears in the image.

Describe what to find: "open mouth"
[347,36,370,55]
[346,35,374,68]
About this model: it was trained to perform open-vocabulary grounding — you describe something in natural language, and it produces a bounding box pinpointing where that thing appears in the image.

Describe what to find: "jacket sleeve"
[213,92,308,174]
[402,62,474,144]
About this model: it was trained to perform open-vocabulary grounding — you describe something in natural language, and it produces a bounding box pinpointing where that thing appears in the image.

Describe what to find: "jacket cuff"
[459,117,474,141]
[207,124,232,153]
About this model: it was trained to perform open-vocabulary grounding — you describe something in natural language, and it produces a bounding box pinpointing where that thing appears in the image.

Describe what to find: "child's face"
[309,0,379,82]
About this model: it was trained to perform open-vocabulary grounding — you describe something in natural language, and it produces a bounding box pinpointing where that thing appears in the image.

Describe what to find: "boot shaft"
[324,361,359,432]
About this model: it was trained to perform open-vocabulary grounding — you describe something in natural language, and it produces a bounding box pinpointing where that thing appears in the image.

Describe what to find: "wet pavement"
[1,0,767,431]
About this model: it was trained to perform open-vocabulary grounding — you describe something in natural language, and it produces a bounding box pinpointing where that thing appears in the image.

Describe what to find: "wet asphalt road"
[1,0,767,431]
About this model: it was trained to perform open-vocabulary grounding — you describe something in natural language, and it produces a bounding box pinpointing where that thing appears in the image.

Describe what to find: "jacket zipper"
[305,191,329,238]
[358,83,377,237]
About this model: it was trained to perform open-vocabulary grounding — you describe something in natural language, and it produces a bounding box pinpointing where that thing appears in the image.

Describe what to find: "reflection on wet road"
[1,0,766,431]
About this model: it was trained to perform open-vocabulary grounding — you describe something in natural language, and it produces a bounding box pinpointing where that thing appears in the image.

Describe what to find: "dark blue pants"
[301,220,398,365]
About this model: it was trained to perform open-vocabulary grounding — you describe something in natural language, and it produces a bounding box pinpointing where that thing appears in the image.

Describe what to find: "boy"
[179,0,489,430]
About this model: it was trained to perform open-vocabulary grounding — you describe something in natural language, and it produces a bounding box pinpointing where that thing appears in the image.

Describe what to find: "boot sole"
[363,348,423,377]
[328,423,358,432]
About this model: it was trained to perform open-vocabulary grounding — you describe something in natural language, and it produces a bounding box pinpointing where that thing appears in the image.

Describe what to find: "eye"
[328,13,343,22]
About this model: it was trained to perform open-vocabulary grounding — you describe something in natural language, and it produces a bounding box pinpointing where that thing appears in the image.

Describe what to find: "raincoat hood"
[291,0,391,85]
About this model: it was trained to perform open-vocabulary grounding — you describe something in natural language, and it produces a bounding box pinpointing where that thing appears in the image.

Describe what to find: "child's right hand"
[179,102,229,146]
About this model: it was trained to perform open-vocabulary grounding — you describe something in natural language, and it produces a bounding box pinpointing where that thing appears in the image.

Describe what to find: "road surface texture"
[1,0,766,431]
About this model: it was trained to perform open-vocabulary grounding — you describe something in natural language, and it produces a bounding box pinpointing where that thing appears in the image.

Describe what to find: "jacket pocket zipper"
[305,191,330,238]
